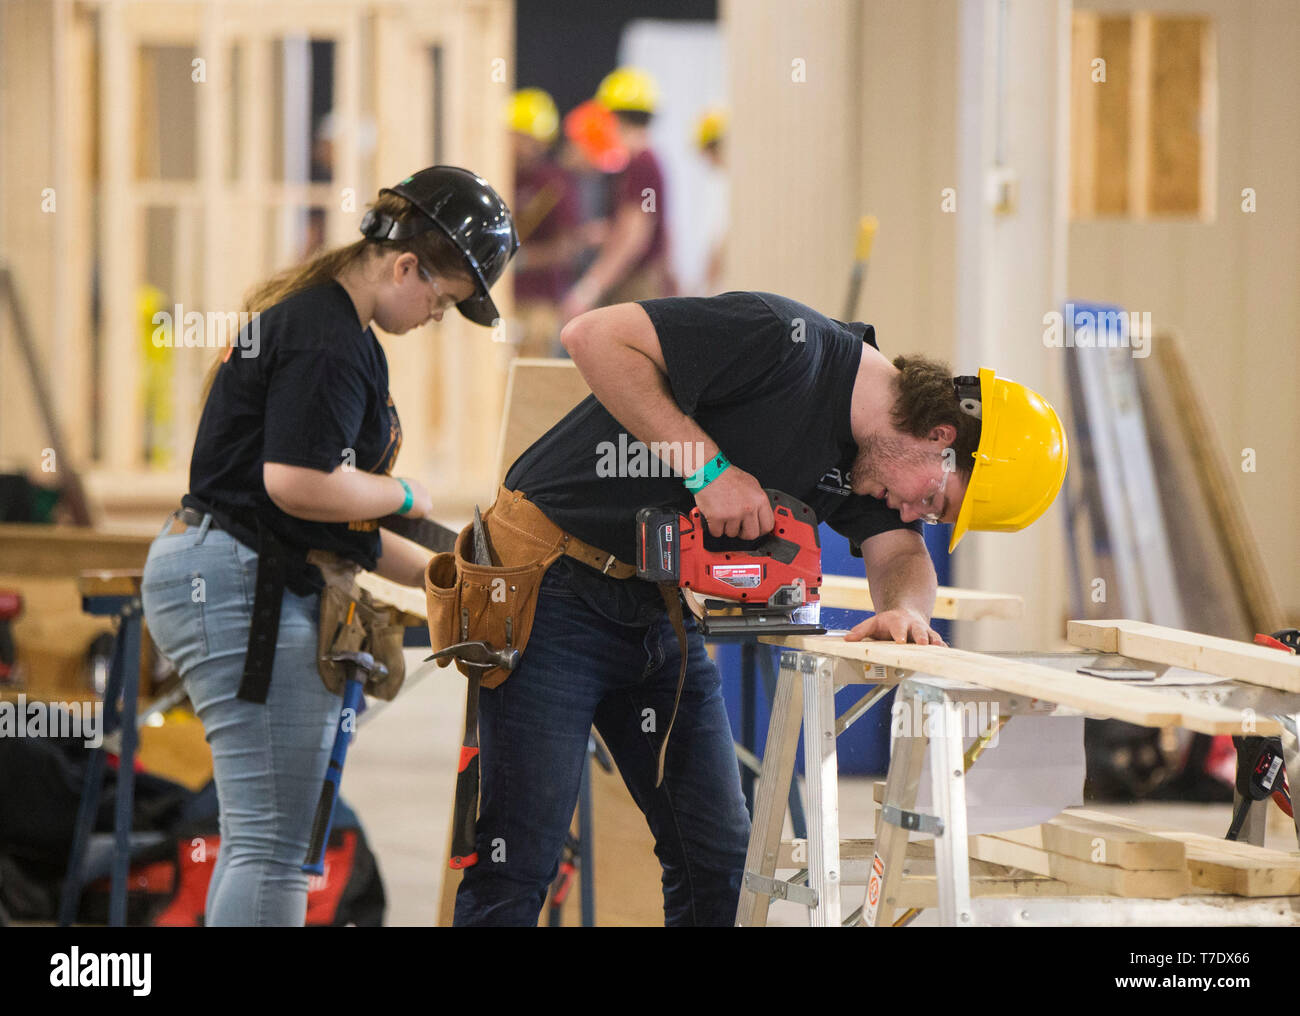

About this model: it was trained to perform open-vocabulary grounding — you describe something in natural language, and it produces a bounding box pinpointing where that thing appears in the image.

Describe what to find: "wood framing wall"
[0,0,514,523]
[1068,0,1300,620]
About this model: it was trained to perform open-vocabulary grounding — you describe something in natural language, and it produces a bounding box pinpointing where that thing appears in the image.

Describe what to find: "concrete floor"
[347,649,1299,926]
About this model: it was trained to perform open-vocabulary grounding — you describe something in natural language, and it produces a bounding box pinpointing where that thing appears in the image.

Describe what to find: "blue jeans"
[140,515,340,926]
[453,558,751,926]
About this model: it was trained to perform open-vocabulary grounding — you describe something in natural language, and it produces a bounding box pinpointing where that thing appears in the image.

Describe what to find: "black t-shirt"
[185,280,402,573]
[504,291,920,612]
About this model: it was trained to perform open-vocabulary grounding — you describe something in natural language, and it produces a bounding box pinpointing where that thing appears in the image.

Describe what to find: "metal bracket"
[743,870,819,908]
[881,803,944,836]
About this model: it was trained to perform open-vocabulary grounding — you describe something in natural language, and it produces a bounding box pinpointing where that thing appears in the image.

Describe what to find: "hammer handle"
[303,676,365,874]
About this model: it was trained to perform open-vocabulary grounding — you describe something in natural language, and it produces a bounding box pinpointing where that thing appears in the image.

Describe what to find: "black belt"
[176,506,211,529]
[173,500,298,706]
[239,518,290,705]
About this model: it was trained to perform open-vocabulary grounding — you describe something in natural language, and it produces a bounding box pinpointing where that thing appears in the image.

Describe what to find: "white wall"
[619,19,727,296]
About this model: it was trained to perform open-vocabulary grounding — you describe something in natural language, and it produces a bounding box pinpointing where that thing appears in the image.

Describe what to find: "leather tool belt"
[425,486,686,786]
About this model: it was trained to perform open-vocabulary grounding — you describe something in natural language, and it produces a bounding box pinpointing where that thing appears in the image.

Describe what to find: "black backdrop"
[515,0,718,116]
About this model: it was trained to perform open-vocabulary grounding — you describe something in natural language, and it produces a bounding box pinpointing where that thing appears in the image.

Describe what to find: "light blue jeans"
[141,513,340,926]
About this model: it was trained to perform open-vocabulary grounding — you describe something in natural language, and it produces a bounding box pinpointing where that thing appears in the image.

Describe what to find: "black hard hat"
[360,166,519,327]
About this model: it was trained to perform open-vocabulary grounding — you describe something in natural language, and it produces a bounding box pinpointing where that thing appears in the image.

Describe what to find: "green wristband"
[684,452,731,493]
[396,477,414,515]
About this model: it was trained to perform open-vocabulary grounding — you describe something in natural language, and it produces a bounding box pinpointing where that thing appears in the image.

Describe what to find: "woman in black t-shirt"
[141,167,517,926]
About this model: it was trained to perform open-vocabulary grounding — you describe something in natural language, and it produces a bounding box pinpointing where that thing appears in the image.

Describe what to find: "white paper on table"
[911,716,1085,835]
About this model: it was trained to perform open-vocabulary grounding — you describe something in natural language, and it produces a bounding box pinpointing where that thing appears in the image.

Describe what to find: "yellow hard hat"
[949,367,1069,552]
[506,88,559,143]
[595,67,658,114]
[695,107,727,150]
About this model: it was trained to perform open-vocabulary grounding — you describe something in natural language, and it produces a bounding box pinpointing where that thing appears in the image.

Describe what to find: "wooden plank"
[777,837,1074,909]
[0,524,153,576]
[761,635,1271,735]
[895,872,1076,910]
[1069,809,1300,897]
[995,813,1184,871]
[819,575,1023,621]
[968,834,1188,898]
[1068,11,1100,219]
[77,569,143,598]
[1150,332,1285,635]
[493,359,592,485]
[1094,15,1132,216]
[1126,12,1152,218]
[55,0,97,467]
[1068,619,1300,694]
[100,0,142,470]
[1184,849,1300,898]
[1176,835,1300,897]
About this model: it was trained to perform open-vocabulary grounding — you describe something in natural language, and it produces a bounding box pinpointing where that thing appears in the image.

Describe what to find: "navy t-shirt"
[184,280,402,573]
[504,290,920,611]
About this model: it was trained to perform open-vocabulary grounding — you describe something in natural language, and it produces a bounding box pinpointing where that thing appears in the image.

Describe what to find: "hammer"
[302,649,386,875]
[426,640,519,868]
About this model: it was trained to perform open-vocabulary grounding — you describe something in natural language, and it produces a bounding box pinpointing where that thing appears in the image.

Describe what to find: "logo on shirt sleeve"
[816,466,854,497]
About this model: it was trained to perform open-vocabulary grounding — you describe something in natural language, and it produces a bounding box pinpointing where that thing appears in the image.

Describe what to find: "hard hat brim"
[456,290,502,328]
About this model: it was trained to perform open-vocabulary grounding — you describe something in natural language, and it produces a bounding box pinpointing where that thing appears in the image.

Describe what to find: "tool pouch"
[425,488,566,688]
[310,550,407,700]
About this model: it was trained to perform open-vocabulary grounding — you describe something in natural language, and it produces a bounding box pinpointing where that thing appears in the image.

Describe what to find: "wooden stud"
[1126,12,1152,219]
[1068,11,1099,219]
[995,812,1185,871]
[1093,15,1132,216]
[819,574,1023,621]
[968,834,1188,898]
[1149,332,1285,636]
[1068,618,1300,694]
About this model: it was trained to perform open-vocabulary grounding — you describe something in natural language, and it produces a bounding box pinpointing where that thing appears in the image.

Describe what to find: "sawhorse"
[58,571,145,927]
[737,632,1300,927]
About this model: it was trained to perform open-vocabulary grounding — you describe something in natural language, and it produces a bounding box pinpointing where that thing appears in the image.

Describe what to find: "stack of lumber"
[778,837,1073,911]
[869,783,1300,899]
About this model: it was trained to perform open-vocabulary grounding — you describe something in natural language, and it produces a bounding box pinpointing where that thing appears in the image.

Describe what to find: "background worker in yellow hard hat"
[560,67,674,321]
[507,88,582,357]
[694,107,728,294]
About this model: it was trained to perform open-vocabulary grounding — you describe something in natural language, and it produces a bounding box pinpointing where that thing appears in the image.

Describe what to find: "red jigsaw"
[636,489,825,636]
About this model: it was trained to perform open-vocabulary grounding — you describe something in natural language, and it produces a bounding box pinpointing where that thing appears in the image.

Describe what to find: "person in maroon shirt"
[508,89,581,356]
[561,68,675,321]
